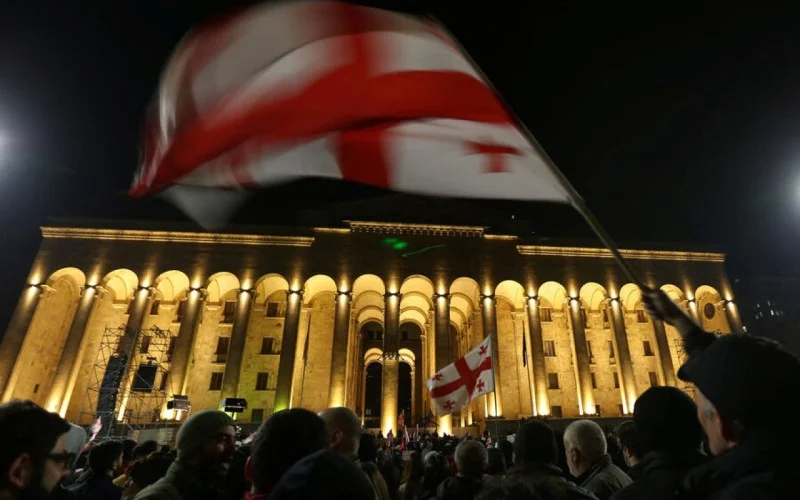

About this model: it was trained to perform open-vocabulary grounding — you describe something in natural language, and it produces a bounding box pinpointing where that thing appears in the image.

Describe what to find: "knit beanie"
[64,423,88,468]
[176,410,234,459]
[678,333,800,429]
[633,386,702,453]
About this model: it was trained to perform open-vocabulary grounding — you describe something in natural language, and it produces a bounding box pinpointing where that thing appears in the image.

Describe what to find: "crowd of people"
[3,291,800,500]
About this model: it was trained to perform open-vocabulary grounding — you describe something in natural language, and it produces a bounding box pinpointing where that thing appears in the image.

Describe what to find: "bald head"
[455,440,488,478]
[319,407,362,457]
[563,420,607,477]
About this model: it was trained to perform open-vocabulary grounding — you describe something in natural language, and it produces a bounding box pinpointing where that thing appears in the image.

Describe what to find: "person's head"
[563,420,607,477]
[615,422,642,468]
[401,451,424,483]
[130,440,159,463]
[486,448,506,475]
[175,410,235,479]
[454,440,488,478]
[88,440,124,477]
[360,461,391,500]
[63,424,88,470]
[120,440,137,470]
[633,386,703,457]
[0,401,72,500]
[422,452,450,491]
[514,420,558,466]
[318,407,361,457]
[358,434,378,464]
[247,408,327,495]
[678,332,800,455]
[121,452,173,500]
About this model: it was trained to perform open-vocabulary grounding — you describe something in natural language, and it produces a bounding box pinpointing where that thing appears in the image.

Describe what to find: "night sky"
[2,1,800,332]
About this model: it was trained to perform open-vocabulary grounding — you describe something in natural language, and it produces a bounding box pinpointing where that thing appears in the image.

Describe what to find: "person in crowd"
[134,409,235,500]
[121,452,173,500]
[223,444,250,500]
[114,441,159,487]
[604,433,626,472]
[53,423,89,499]
[358,433,379,464]
[269,449,376,500]
[419,452,451,500]
[497,440,513,474]
[644,288,800,498]
[377,445,400,498]
[478,476,571,500]
[563,420,631,500]
[436,440,488,499]
[245,408,328,499]
[398,451,424,500]
[68,440,124,500]
[614,422,641,473]
[361,461,392,500]
[318,407,362,461]
[506,421,596,500]
[486,448,507,476]
[112,441,137,486]
[0,401,72,500]
[611,387,706,500]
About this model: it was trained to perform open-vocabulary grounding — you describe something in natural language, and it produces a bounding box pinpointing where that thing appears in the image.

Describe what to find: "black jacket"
[576,455,632,500]
[435,476,484,500]
[611,449,708,500]
[679,435,800,500]
[67,474,122,500]
[506,463,598,500]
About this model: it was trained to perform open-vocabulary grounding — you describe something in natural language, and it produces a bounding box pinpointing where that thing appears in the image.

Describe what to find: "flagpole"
[491,334,500,446]
[427,16,647,290]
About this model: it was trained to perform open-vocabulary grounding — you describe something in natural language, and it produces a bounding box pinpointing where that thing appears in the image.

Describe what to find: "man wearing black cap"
[507,420,598,500]
[645,289,800,499]
[611,387,707,500]
[134,409,235,500]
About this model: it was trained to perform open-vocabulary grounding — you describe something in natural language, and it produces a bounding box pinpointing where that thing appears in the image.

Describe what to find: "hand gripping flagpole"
[428,16,648,291]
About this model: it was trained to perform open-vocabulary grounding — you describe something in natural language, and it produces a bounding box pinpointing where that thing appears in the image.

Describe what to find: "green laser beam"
[402,245,446,258]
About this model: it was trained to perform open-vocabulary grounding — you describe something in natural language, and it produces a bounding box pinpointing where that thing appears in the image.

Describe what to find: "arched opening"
[398,362,412,420]
[364,362,383,428]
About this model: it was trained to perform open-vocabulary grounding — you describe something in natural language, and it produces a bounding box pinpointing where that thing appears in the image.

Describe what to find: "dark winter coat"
[611,449,707,500]
[576,455,632,500]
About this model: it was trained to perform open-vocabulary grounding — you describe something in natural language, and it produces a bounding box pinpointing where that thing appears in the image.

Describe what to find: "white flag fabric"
[131,1,571,227]
[426,335,495,416]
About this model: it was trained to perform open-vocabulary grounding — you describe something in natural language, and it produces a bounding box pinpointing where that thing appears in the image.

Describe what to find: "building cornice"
[346,221,485,237]
[40,227,314,247]
[516,245,725,263]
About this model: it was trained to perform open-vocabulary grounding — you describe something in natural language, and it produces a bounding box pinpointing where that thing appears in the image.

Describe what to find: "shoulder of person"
[133,478,181,500]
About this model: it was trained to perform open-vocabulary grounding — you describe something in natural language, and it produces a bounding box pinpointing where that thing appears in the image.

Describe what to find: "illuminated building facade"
[0,218,742,435]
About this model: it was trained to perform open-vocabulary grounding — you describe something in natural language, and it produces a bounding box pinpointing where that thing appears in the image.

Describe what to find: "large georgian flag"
[130,1,570,226]
[426,335,495,416]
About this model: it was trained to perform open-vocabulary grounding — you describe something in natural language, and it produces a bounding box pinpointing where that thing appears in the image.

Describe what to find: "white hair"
[564,420,607,463]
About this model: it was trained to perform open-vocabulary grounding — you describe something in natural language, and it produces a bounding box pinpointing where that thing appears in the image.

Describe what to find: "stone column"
[116,286,155,420]
[170,288,207,396]
[724,300,744,334]
[567,297,595,415]
[220,289,255,401]
[0,285,48,401]
[381,292,401,435]
[481,295,503,417]
[651,318,677,387]
[525,297,550,416]
[686,300,701,324]
[433,293,452,432]
[328,291,353,407]
[47,284,100,415]
[420,332,428,418]
[274,290,303,412]
[608,299,636,413]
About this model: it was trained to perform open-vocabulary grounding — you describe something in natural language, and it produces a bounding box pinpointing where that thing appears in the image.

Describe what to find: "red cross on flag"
[129,1,571,227]
[426,335,495,416]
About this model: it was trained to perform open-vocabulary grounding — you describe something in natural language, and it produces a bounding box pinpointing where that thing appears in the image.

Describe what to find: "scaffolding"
[80,324,177,439]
